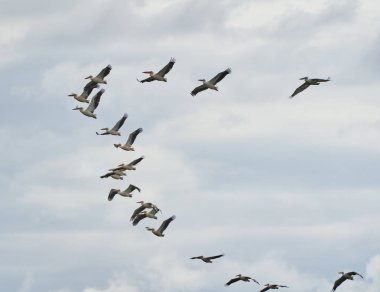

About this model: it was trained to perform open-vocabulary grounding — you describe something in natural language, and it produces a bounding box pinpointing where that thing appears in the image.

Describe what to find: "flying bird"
[225,274,260,286]
[100,170,126,180]
[68,80,99,103]
[146,215,176,237]
[190,254,224,263]
[85,64,112,84]
[191,68,231,96]
[137,58,176,83]
[132,207,160,226]
[331,272,363,291]
[109,156,144,172]
[108,184,141,201]
[114,128,143,151]
[96,113,128,136]
[290,77,330,98]
[260,284,288,292]
[72,89,104,118]
[130,201,159,221]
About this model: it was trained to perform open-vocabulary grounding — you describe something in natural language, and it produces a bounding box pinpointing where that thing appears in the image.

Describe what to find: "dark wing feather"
[157,58,176,77]
[100,171,113,178]
[137,76,155,83]
[310,77,330,83]
[126,184,140,193]
[126,128,143,145]
[96,64,112,79]
[332,276,346,291]
[260,287,271,292]
[209,68,231,85]
[225,277,240,286]
[130,205,146,221]
[87,89,104,112]
[348,272,363,278]
[132,213,147,226]
[128,156,144,166]
[112,114,128,131]
[157,215,176,233]
[108,189,119,201]
[208,254,224,260]
[290,82,310,98]
[82,80,99,97]
[190,84,208,96]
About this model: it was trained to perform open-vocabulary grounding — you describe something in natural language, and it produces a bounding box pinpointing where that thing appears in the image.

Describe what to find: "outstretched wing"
[86,89,104,112]
[130,205,146,221]
[290,82,310,98]
[208,254,224,260]
[128,156,144,166]
[332,276,346,291]
[157,58,176,77]
[108,189,119,201]
[209,68,231,85]
[126,128,143,145]
[347,272,363,278]
[157,215,176,233]
[225,277,240,286]
[190,84,208,96]
[111,113,128,131]
[96,64,112,79]
[100,171,113,178]
[125,184,141,193]
[82,80,99,98]
[132,212,147,226]
[259,287,271,292]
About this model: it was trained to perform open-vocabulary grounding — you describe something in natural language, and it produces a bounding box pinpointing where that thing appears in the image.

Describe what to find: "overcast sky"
[1,0,380,291]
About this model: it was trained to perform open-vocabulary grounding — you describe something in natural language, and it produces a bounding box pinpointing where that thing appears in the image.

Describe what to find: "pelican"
[108,184,141,201]
[290,77,330,98]
[96,113,128,136]
[331,272,363,291]
[130,201,159,221]
[72,89,104,118]
[137,58,175,83]
[191,68,231,96]
[190,254,224,263]
[260,284,288,292]
[109,156,144,172]
[85,64,112,84]
[100,170,126,180]
[68,80,99,103]
[132,207,160,226]
[114,128,143,151]
[146,215,176,237]
[225,274,260,286]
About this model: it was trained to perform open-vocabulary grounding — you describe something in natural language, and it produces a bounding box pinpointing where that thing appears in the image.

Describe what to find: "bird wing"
[209,68,231,85]
[156,58,176,77]
[96,64,112,79]
[111,113,128,131]
[348,272,363,278]
[290,82,310,98]
[128,156,144,166]
[157,215,176,233]
[82,80,99,97]
[208,254,224,260]
[126,184,141,193]
[278,285,288,288]
[259,287,270,292]
[126,128,143,145]
[86,89,104,112]
[332,276,346,291]
[137,76,155,83]
[132,212,147,226]
[190,84,208,96]
[108,189,119,201]
[130,205,146,221]
[100,171,113,178]
[310,77,330,83]
[225,277,240,286]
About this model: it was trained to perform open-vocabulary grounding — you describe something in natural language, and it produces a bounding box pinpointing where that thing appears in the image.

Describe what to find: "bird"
[146,215,176,237]
[137,58,176,83]
[132,207,160,226]
[72,89,104,119]
[331,271,363,291]
[100,170,126,180]
[260,284,288,292]
[85,64,112,84]
[130,201,159,221]
[114,128,143,151]
[108,184,141,201]
[191,68,231,96]
[68,80,99,103]
[225,274,260,286]
[290,77,330,98]
[190,254,224,263]
[96,113,128,136]
[109,156,144,172]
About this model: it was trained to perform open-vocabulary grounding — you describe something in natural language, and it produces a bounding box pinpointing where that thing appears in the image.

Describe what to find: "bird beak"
[103,80,107,84]
[72,107,79,110]
[85,76,91,79]
[68,94,75,96]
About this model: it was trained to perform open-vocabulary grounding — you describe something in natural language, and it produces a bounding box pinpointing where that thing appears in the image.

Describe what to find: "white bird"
[225,274,260,286]
[100,170,126,180]
[68,80,99,103]
[109,156,144,172]
[85,64,112,84]
[96,113,128,136]
[191,68,231,96]
[331,272,363,291]
[190,254,224,263]
[260,284,288,292]
[137,58,176,83]
[146,215,176,237]
[114,128,143,151]
[108,184,141,201]
[130,201,159,221]
[72,89,104,118]
[132,207,160,226]
[290,77,330,98]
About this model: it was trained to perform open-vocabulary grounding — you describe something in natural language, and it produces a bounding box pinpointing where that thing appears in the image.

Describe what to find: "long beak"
[143,71,152,74]
[68,93,75,96]
[85,76,91,79]
[72,107,79,110]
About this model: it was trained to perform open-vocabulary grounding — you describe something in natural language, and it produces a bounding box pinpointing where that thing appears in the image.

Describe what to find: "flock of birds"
[68,60,363,291]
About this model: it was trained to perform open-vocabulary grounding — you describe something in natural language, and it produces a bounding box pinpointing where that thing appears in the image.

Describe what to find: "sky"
[1,0,380,291]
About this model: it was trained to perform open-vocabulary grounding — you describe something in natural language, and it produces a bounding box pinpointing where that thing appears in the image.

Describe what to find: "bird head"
[198,79,206,82]
[101,128,109,131]
[236,274,242,277]
[72,106,82,111]
[68,93,77,97]
[339,272,345,275]
[85,75,93,80]
[103,80,107,84]
[136,201,144,204]
[299,77,308,81]
[143,71,154,76]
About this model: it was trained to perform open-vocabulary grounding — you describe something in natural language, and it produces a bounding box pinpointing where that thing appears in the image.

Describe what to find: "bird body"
[290,76,330,98]
[260,284,288,292]
[225,274,260,286]
[191,68,231,96]
[137,58,175,83]
[114,128,143,151]
[132,208,159,226]
[72,89,104,118]
[85,64,112,84]
[146,215,176,237]
[130,201,159,221]
[109,156,144,172]
[190,254,224,263]
[96,113,128,136]
[108,184,141,201]
[331,272,363,291]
